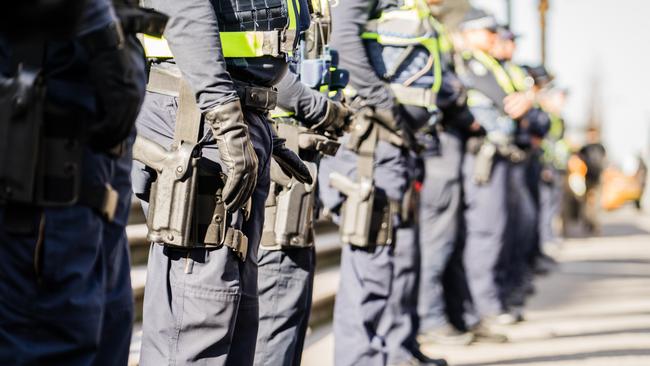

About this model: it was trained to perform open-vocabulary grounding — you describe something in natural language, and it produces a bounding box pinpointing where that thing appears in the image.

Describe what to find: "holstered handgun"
[0,69,83,208]
[473,141,496,185]
[329,172,394,247]
[261,122,320,250]
[299,130,340,157]
[262,161,318,250]
[133,136,200,246]
[0,70,45,205]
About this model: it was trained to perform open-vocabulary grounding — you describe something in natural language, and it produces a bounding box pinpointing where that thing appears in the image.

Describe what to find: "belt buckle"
[101,184,119,223]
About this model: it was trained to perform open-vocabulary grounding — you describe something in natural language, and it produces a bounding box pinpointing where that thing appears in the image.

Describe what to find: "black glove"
[205,100,259,212]
[271,135,313,185]
[83,25,146,151]
[310,99,353,137]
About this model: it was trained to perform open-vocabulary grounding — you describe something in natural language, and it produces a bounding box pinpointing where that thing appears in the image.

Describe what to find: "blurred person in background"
[446,8,540,342]
[579,127,607,233]
[532,74,570,248]
[491,26,551,325]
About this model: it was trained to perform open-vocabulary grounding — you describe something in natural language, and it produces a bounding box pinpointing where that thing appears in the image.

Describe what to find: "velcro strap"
[224,228,248,261]
[78,183,119,222]
[390,84,437,108]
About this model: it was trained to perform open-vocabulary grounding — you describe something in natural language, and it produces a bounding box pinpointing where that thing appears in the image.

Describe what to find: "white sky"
[470,0,650,165]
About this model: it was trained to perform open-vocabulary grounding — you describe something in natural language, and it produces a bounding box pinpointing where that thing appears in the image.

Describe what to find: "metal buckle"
[101,184,119,223]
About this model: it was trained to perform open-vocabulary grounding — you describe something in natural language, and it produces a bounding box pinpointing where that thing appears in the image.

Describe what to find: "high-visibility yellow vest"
[360,0,443,109]
[143,0,302,59]
[464,50,518,108]
[505,62,532,92]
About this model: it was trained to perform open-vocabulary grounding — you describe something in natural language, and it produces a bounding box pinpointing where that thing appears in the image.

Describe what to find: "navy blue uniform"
[0,1,145,364]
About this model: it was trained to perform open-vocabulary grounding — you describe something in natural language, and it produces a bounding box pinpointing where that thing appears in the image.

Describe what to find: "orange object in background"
[567,154,588,197]
[601,167,643,211]
[568,154,588,176]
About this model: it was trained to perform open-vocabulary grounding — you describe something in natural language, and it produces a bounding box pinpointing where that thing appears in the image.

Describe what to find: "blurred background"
[448,0,650,212]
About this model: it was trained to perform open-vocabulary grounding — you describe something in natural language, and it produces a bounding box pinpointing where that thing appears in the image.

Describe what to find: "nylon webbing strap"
[390,83,438,109]
[357,120,379,180]
[146,67,181,96]
[174,78,202,144]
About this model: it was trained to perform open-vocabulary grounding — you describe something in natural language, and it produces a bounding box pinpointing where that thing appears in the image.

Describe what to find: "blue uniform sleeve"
[77,0,116,36]
[150,0,239,112]
[330,0,394,109]
[276,71,328,127]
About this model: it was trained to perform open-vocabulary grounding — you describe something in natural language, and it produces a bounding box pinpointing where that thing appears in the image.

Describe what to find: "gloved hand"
[85,26,146,151]
[310,99,353,137]
[271,134,313,185]
[205,100,259,212]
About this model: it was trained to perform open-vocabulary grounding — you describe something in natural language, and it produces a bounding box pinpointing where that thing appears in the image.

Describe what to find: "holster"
[473,141,496,185]
[330,118,395,247]
[261,122,319,250]
[135,72,249,260]
[468,135,526,185]
[135,136,200,247]
[0,69,84,208]
[261,163,317,250]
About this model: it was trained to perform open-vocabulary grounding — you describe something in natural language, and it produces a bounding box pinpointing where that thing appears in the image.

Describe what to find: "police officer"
[415,1,481,347]
[492,29,551,321]
[254,3,353,362]
[0,0,149,364]
[531,70,569,248]
[133,0,313,364]
[321,0,449,364]
[455,8,539,334]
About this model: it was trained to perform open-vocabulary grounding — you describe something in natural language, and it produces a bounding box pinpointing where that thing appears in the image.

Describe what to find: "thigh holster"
[329,110,404,247]
[135,69,250,260]
[261,122,320,250]
[0,63,119,233]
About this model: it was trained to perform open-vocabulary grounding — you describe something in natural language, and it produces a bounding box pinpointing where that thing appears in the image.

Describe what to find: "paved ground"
[302,207,650,366]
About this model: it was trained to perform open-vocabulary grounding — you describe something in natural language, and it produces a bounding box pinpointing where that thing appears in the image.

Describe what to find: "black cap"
[497,25,519,41]
[459,8,498,32]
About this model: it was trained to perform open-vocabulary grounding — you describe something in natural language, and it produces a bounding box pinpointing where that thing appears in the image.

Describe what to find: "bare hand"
[504,92,534,120]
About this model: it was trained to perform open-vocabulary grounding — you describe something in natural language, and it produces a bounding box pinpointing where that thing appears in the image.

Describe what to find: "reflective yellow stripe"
[360,32,442,96]
[430,17,453,55]
[144,32,280,59]
[143,0,301,59]
[548,113,564,140]
[220,32,273,58]
[143,35,173,59]
[472,50,516,94]
[505,63,530,92]
[271,109,296,119]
